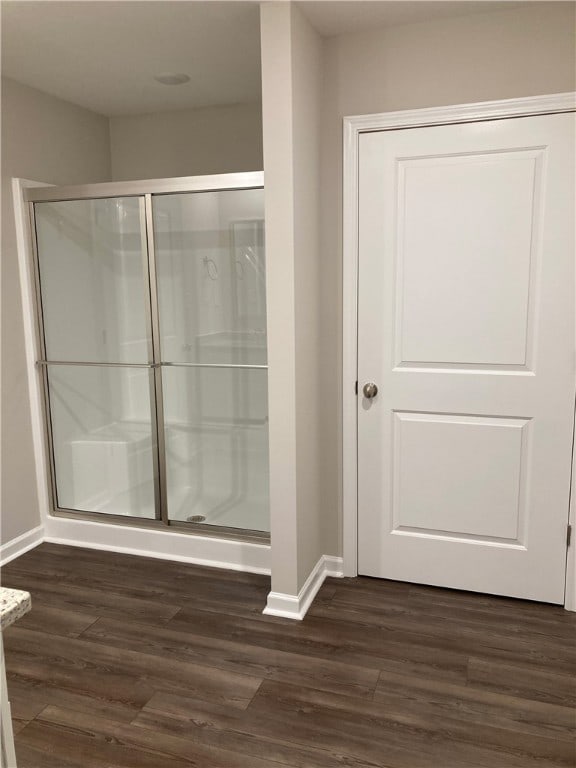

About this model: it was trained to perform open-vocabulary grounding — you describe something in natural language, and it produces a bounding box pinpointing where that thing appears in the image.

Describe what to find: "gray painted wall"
[260,1,325,595]
[318,2,576,559]
[1,85,264,549]
[1,77,112,544]
[109,102,263,180]
[291,4,325,588]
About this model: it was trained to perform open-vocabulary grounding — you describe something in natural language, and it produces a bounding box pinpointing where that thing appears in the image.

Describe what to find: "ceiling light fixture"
[154,73,190,86]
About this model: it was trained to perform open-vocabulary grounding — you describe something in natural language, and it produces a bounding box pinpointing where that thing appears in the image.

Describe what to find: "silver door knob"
[363,382,378,399]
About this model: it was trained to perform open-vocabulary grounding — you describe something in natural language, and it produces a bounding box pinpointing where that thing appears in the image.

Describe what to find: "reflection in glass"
[47,365,156,517]
[35,198,150,363]
[153,190,266,366]
[162,350,269,532]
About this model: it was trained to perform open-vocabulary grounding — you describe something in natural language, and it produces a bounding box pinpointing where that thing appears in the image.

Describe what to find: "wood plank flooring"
[1,543,575,767]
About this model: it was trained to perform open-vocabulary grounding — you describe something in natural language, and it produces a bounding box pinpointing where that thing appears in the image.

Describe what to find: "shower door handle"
[35,360,159,368]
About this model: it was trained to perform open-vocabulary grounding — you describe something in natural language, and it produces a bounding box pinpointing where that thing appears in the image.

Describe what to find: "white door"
[357,113,575,603]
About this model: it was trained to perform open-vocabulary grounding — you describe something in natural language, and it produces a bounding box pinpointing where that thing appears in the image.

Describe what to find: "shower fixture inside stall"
[28,173,269,540]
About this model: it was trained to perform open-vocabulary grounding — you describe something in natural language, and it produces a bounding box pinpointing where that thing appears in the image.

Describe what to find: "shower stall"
[26,173,269,541]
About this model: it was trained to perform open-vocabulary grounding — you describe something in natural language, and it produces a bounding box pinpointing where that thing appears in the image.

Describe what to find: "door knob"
[363,382,378,399]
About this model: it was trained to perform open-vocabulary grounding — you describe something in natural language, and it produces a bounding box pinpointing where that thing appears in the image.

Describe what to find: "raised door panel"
[397,151,542,369]
[392,412,528,542]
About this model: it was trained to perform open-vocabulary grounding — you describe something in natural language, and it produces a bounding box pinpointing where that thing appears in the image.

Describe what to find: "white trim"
[344,92,576,134]
[565,392,576,612]
[263,555,344,620]
[566,179,576,612]
[342,93,576,605]
[0,519,271,575]
[342,116,360,578]
[0,525,44,566]
[13,178,53,539]
[42,515,271,575]
[323,555,345,578]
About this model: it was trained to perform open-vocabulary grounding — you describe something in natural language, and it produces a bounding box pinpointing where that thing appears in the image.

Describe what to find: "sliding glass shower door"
[153,189,269,533]
[32,178,269,537]
[34,197,158,519]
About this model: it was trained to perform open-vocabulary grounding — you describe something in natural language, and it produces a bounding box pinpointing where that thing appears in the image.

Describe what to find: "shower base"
[169,485,268,532]
[60,420,269,535]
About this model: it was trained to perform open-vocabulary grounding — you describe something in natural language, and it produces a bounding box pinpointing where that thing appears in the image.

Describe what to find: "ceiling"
[1,1,262,116]
[2,0,542,117]
[299,1,538,37]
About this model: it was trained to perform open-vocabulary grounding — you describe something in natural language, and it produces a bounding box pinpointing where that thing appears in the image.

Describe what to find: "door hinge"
[568,524,572,547]
[355,380,358,395]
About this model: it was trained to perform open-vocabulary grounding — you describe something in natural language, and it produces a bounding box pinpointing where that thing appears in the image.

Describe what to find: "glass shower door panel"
[153,189,266,366]
[162,366,269,532]
[47,365,156,518]
[154,188,269,533]
[35,197,150,363]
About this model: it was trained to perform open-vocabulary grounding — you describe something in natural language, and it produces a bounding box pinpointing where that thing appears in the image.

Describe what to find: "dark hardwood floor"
[1,543,575,767]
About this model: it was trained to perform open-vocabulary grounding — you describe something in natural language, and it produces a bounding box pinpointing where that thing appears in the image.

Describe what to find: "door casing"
[342,92,576,609]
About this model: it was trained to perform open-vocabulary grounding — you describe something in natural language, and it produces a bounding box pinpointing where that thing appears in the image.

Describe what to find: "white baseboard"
[0,525,44,566]
[263,554,344,620]
[0,515,271,576]
[43,515,271,575]
[323,555,345,579]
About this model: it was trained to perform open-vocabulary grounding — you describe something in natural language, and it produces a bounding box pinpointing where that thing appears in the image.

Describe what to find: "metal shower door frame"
[26,172,268,543]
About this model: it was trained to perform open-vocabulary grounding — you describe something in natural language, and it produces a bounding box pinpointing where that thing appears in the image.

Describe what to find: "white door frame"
[342,92,576,609]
